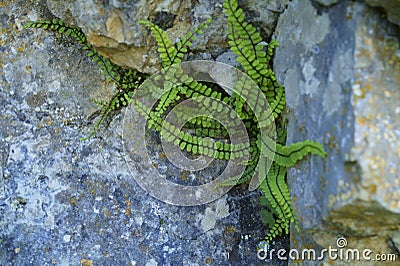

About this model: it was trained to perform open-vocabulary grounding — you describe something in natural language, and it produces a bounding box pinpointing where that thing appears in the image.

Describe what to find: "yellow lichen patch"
[326,133,337,150]
[353,22,399,197]
[98,7,105,16]
[125,200,131,216]
[70,197,77,206]
[368,184,377,194]
[179,170,190,181]
[357,116,367,126]
[224,225,236,233]
[328,194,336,208]
[80,258,93,266]
[394,176,400,186]
[339,189,354,202]
[390,198,400,209]
[356,48,369,58]
[383,90,391,98]
[367,156,387,174]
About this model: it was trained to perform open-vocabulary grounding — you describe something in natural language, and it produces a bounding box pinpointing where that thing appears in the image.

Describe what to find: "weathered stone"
[0,0,288,265]
[45,0,205,73]
[105,11,124,43]
[274,0,400,263]
[45,0,286,73]
[365,0,400,27]
[2,0,399,264]
[315,0,339,7]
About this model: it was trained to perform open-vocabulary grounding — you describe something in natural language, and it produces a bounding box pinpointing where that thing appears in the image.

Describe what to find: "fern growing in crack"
[222,0,326,243]
[23,0,326,245]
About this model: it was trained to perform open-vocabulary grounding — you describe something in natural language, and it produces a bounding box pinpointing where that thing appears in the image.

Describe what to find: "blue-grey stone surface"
[365,0,400,27]
[0,0,288,265]
[274,0,400,264]
[2,0,399,265]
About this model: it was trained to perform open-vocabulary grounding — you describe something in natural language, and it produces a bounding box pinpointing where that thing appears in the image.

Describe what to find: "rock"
[46,0,214,73]
[0,0,288,265]
[45,0,286,73]
[274,0,400,262]
[365,0,400,27]
[2,0,399,264]
[315,0,339,7]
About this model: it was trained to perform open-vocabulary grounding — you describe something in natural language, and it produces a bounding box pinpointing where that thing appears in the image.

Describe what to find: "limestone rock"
[365,0,400,27]
[274,0,400,262]
[0,0,287,265]
[2,0,399,264]
[45,0,285,74]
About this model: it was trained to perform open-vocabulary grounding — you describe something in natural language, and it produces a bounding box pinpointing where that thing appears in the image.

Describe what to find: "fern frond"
[133,99,251,161]
[24,19,146,91]
[214,140,259,188]
[25,4,326,246]
[269,84,286,119]
[80,90,133,140]
[223,0,283,100]
[259,163,299,242]
[139,20,177,67]
[91,98,108,107]
[223,0,262,60]
[274,140,327,167]
[24,19,88,50]
[174,18,212,63]
[224,0,268,85]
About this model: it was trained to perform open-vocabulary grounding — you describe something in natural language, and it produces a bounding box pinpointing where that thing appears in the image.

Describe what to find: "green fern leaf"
[139,20,176,67]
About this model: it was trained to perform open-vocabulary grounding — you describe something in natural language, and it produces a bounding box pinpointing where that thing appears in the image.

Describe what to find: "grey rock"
[365,0,400,26]
[45,0,286,73]
[0,0,288,265]
[315,0,339,7]
[3,0,399,264]
[274,0,400,262]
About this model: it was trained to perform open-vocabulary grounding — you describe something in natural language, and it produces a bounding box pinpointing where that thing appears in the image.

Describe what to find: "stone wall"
[1,0,399,265]
[1,0,286,265]
[274,0,400,264]
[45,0,285,73]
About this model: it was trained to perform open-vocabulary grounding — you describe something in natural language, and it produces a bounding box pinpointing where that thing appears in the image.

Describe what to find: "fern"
[139,18,212,67]
[221,0,326,244]
[23,1,326,246]
[24,18,147,140]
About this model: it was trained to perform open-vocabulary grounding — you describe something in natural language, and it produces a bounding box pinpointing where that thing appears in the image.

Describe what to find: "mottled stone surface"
[315,0,339,7]
[45,0,286,74]
[274,0,400,264]
[0,0,288,265]
[365,0,400,27]
[2,0,399,265]
[351,2,400,213]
